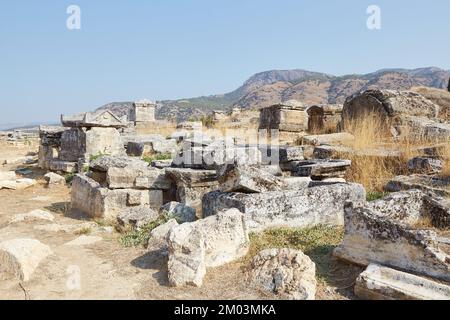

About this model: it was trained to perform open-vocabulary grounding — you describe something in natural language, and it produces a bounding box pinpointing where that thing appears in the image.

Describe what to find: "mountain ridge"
[96,67,450,121]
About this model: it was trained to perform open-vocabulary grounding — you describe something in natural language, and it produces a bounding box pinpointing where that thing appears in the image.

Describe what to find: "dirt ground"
[0,141,360,300]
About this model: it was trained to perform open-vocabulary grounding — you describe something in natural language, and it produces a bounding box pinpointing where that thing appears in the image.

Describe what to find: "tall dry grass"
[440,144,450,179]
[341,112,426,192]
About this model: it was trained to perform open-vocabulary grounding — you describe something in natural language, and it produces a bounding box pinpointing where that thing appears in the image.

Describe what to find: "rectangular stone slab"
[202,183,366,232]
[355,264,450,300]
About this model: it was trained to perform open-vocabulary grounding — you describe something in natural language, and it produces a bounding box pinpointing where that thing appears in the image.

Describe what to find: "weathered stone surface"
[302,133,355,146]
[90,156,149,173]
[385,175,450,197]
[165,168,219,209]
[151,159,172,169]
[283,177,313,190]
[160,202,196,223]
[117,207,160,231]
[48,160,77,173]
[250,248,317,300]
[343,90,440,122]
[106,166,171,190]
[0,239,53,281]
[279,146,305,163]
[167,222,206,287]
[423,195,450,229]
[173,140,262,170]
[44,172,66,185]
[62,110,126,128]
[259,103,308,132]
[408,157,443,174]
[10,210,55,224]
[217,164,286,193]
[334,193,450,282]
[126,136,176,157]
[291,159,351,180]
[203,183,366,232]
[167,209,249,287]
[0,178,37,190]
[150,219,179,243]
[84,127,126,158]
[71,174,161,219]
[0,171,17,181]
[355,264,450,300]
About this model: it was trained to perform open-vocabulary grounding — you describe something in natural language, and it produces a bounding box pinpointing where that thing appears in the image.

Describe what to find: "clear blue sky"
[1,0,449,125]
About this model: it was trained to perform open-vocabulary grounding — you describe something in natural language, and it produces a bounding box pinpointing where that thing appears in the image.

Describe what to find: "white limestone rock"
[355,264,450,300]
[250,248,317,300]
[0,239,53,281]
[160,202,196,223]
[9,210,55,224]
[167,209,249,287]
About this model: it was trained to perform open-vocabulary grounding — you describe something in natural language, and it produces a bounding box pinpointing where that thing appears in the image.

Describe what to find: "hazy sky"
[1,0,449,124]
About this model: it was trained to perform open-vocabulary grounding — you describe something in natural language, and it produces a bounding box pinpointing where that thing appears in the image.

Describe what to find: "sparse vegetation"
[246,225,344,282]
[119,214,171,248]
[142,153,173,165]
[90,152,110,162]
[75,227,92,235]
[340,112,427,193]
[366,191,388,202]
[65,173,75,184]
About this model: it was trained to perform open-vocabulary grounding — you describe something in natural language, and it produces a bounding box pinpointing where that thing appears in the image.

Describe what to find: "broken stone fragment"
[334,194,450,282]
[278,146,305,163]
[217,164,287,193]
[0,239,53,282]
[292,159,351,180]
[0,178,37,190]
[302,132,355,146]
[117,206,160,232]
[385,174,450,197]
[249,248,317,300]
[407,157,443,174]
[148,219,179,253]
[423,195,450,229]
[167,209,249,287]
[44,172,66,185]
[160,201,196,223]
[355,264,450,300]
[9,209,55,224]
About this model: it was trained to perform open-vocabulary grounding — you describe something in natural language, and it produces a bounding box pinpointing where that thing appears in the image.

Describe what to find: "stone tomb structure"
[259,101,343,143]
[38,110,126,173]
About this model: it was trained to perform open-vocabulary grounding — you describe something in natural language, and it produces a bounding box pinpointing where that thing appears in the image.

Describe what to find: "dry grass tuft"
[341,112,429,192]
[440,144,450,179]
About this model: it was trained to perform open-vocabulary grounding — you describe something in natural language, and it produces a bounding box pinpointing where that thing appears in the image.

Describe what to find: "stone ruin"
[39,109,127,173]
[259,100,343,143]
[38,100,168,174]
[342,89,450,141]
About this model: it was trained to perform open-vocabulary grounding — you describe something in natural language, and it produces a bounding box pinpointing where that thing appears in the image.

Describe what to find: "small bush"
[65,173,75,184]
